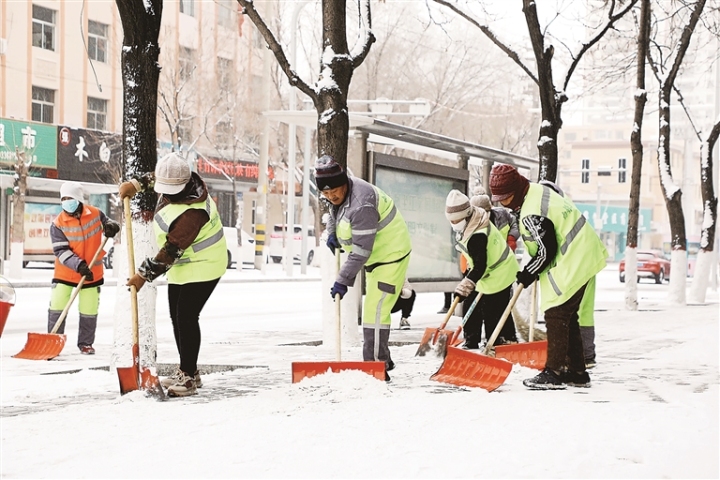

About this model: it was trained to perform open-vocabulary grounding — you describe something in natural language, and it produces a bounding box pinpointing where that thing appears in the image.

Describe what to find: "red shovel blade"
[13,333,67,360]
[495,340,547,370]
[430,346,512,392]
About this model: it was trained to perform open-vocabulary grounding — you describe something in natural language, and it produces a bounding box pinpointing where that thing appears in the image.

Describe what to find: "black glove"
[78,261,94,281]
[104,220,120,238]
[330,282,348,300]
[326,233,342,254]
[516,269,536,288]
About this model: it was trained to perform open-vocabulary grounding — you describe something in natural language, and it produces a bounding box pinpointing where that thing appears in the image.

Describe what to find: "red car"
[619,250,671,284]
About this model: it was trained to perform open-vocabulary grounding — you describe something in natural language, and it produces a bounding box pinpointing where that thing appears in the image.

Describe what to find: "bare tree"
[431,0,639,181]
[645,0,707,303]
[624,0,652,311]
[237,0,375,167]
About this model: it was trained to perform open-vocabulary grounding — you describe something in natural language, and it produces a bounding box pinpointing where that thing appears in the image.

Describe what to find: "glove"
[104,220,120,238]
[453,277,475,301]
[516,269,536,288]
[118,180,138,199]
[330,282,348,300]
[326,233,342,254]
[77,261,94,282]
[127,273,147,292]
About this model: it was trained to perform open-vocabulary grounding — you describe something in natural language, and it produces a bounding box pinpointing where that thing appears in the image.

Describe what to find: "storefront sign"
[575,203,652,233]
[56,126,121,183]
[0,118,58,169]
[197,156,273,183]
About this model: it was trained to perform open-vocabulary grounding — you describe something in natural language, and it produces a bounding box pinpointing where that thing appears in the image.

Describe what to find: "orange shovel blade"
[415,328,456,356]
[291,361,386,383]
[430,346,512,392]
[495,340,547,370]
[12,333,67,360]
[117,344,140,394]
[140,367,166,400]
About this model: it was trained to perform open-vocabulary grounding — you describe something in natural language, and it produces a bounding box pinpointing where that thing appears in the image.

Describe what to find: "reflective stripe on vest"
[457,223,519,294]
[336,184,411,264]
[53,205,105,284]
[154,197,227,284]
[520,184,607,309]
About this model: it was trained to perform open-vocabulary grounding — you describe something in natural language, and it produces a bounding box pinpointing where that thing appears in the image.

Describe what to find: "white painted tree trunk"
[668,250,687,305]
[688,250,714,304]
[111,221,158,374]
[8,242,24,279]
[624,248,639,311]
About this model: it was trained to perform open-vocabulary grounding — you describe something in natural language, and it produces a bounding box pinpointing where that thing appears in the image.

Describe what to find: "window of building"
[88,20,108,63]
[581,158,590,184]
[217,58,234,90]
[180,0,195,17]
[564,132,576,142]
[218,0,234,29]
[618,157,627,183]
[32,87,55,124]
[32,5,56,51]
[215,121,233,147]
[179,47,195,81]
[87,97,107,131]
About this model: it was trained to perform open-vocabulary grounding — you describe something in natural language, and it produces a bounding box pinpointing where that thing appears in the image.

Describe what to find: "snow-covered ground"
[1,263,718,478]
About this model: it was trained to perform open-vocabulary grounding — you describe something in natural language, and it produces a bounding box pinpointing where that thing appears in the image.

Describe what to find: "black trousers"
[462,285,517,343]
[391,291,416,318]
[545,282,587,373]
[167,278,220,375]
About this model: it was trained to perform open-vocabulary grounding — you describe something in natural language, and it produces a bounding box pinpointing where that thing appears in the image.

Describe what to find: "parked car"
[619,250,671,284]
[223,227,266,269]
[268,224,316,266]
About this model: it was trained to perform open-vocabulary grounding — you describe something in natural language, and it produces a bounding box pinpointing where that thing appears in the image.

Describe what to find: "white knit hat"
[470,194,492,212]
[445,189,471,222]
[60,181,84,203]
[155,153,191,195]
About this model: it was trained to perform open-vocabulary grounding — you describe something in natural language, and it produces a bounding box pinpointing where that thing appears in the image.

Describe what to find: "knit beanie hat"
[60,181,84,203]
[314,155,348,191]
[445,189,472,222]
[489,164,530,202]
[155,153,191,195]
[470,194,492,212]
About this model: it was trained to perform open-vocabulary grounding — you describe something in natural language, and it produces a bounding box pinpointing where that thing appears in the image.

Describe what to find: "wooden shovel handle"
[432,295,462,344]
[50,236,109,334]
[124,196,139,345]
[483,284,525,355]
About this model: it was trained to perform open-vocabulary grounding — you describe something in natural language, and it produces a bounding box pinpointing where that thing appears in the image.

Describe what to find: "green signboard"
[0,118,58,169]
[575,203,652,233]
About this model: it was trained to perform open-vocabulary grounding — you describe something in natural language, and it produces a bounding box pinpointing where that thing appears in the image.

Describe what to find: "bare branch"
[236,0,319,104]
[431,0,539,85]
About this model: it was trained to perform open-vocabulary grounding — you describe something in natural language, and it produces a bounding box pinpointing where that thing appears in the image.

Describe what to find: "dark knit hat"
[314,155,348,191]
[490,164,530,202]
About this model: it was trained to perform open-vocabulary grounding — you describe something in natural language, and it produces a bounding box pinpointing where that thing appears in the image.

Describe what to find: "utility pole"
[255,48,270,272]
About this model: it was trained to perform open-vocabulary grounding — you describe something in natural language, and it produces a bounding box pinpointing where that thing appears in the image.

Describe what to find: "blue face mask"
[62,199,79,213]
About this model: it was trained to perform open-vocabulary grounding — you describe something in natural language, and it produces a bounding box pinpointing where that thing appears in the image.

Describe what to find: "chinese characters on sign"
[196,157,273,183]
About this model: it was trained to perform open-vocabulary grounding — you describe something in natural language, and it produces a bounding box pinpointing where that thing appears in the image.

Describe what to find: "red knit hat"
[490,164,529,202]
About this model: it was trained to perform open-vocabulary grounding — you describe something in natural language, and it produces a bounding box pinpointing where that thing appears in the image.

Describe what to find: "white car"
[268,224,317,266]
[223,227,265,269]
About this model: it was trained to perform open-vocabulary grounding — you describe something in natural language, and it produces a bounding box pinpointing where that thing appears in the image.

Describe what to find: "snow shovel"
[116,196,165,399]
[495,282,547,370]
[448,292,483,348]
[13,237,109,360]
[415,295,462,357]
[429,285,524,392]
[291,251,385,383]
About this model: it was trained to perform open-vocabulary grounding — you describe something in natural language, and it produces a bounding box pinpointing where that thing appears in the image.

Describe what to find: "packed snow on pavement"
[1,263,718,478]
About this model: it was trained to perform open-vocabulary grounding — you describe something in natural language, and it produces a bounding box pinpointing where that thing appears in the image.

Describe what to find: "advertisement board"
[0,118,58,170]
[22,199,62,257]
[371,152,467,284]
[56,126,120,184]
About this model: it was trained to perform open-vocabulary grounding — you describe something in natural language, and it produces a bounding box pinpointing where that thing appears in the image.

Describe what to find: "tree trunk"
[625,0,651,310]
[113,0,163,374]
[9,150,29,278]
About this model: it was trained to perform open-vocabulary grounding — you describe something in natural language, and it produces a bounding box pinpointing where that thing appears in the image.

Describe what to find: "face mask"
[451,219,467,232]
[62,199,79,213]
